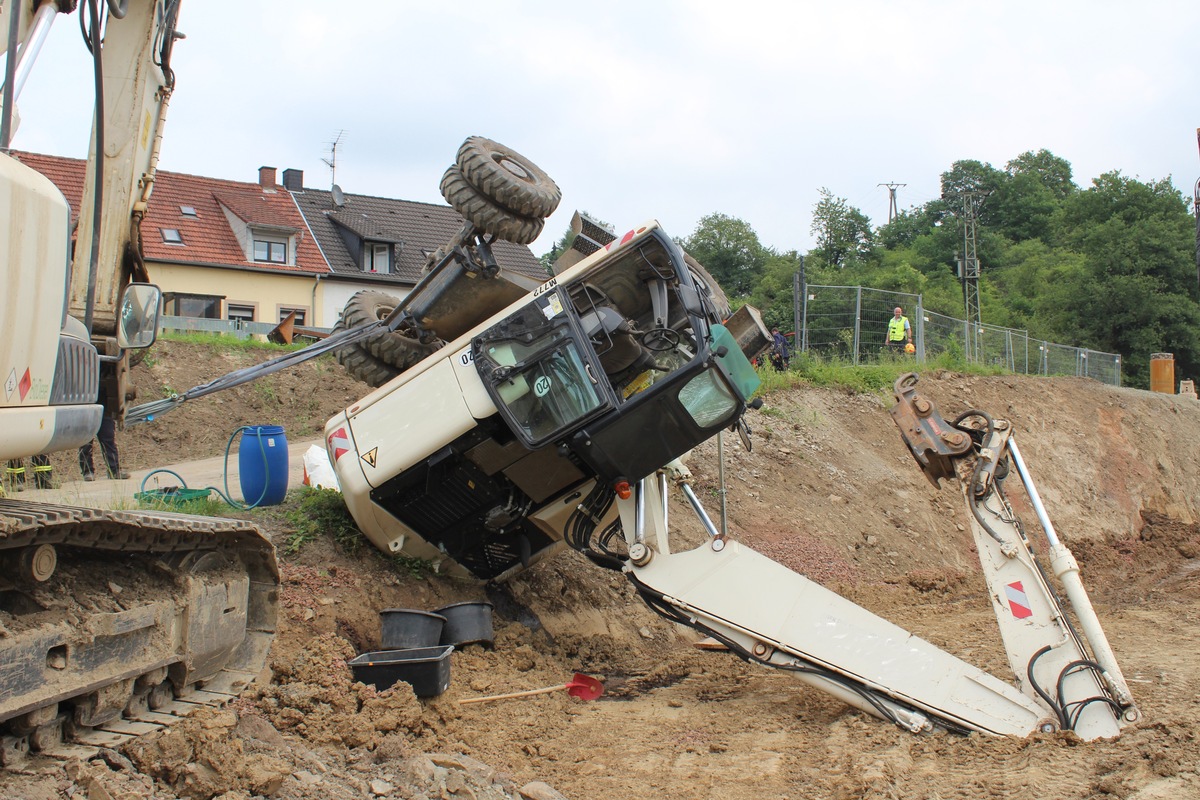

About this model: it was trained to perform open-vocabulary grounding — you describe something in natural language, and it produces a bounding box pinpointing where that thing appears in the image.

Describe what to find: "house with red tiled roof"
[13,152,546,330]
[14,152,330,326]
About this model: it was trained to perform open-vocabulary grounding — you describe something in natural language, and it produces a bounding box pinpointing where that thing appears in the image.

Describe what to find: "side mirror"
[116,283,162,350]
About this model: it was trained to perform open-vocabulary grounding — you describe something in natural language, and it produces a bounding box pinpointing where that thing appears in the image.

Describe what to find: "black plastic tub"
[348,645,454,698]
[435,601,495,648]
[380,608,446,650]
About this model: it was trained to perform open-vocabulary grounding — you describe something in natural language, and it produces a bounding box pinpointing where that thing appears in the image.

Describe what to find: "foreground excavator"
[0,0,276,764]
[324,145,1139,739]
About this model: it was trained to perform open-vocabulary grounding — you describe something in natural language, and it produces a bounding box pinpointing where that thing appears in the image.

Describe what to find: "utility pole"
[878,183,906,224]
[947,190,989,362]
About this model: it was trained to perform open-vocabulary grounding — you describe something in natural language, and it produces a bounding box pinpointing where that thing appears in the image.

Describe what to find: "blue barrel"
[238,425,288,506]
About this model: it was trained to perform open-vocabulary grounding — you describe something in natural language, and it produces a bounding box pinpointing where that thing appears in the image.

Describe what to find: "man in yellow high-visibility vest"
[885,306,912,353]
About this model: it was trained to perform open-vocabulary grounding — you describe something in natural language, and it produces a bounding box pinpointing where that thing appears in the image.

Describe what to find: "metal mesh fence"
[799,286,1121,386]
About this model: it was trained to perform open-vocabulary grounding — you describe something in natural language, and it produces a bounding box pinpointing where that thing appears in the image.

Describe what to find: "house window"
[279,307,307,326]
[364,242,390,273]
[253,238,288,263]
[161,228,184,244]
[167,293,221,319]
[180,206,198,217]
[227,303,256,326]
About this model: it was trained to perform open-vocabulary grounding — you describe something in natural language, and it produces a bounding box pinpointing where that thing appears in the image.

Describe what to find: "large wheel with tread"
[456,136,561,219]
[440,165,544,245]
[330,317,400,388]
[341,290,438,371]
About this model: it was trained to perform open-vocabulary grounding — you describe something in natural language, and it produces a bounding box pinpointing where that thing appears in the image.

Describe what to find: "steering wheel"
[640,327,680,352]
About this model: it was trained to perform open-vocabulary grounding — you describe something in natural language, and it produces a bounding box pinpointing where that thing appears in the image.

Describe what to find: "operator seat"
[580,306,657,379]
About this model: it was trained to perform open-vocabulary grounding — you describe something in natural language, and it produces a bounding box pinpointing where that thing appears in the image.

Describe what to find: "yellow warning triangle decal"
[362,447,378,468]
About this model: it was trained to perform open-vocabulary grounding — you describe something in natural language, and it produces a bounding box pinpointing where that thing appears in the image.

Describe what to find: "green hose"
[136,426,273,510]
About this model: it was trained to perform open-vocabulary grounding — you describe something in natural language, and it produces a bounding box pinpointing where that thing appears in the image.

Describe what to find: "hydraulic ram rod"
[1008,437,1136,712]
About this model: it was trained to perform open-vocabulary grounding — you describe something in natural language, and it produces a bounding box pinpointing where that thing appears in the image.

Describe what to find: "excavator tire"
[330,318,401,388]
[0,500,278,766]
[341,290,439,372]
[456,136,561,220]
[440,165,544,245]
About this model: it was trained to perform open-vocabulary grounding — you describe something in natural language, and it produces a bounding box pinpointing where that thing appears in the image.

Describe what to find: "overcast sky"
[10,1,1199,256]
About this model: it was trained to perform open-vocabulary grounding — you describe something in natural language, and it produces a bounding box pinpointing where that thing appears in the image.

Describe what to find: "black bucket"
[434,601,494,648]
[348,646,453,698]
[380,608,446,650]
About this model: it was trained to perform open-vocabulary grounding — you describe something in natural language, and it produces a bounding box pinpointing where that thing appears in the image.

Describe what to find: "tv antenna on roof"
[322,130,345,192]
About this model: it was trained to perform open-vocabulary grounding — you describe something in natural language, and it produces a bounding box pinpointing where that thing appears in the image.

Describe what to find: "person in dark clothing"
[79,396,130,481]
[769,327,790,372]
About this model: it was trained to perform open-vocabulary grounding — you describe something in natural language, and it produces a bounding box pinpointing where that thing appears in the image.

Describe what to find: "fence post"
[853,286,862,365]
[916,294,924,361]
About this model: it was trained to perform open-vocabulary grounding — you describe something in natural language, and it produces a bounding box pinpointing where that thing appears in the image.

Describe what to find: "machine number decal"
[1005,581,1033,619]
[460,351,474,366]
[361,447,378,468]
[534,375,552,397]
[533,278,558,298]
[328,427,351,461]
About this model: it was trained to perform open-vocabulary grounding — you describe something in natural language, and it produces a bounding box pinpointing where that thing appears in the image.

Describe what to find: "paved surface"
[5,437,325,509]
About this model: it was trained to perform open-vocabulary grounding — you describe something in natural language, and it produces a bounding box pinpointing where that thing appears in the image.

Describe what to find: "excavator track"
[0,500,278,767]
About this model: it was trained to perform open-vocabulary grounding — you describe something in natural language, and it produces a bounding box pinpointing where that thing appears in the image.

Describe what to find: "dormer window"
[253,236,288,264]
[364,241,390,274]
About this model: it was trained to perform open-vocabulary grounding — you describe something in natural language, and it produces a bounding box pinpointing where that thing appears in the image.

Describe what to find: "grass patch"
[756,350,1008,398]
[158,330,311,353]
[284,486,365,554]
[134,491,227,516]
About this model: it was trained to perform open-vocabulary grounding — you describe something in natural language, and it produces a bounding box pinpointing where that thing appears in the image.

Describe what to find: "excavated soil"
[5,342,1199,799]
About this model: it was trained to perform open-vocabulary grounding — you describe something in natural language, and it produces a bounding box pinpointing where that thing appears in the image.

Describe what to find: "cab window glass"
[678,369,738,428]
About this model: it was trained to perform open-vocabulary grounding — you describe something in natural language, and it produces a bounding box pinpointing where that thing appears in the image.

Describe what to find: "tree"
[983,151,1077,243]
[940,159,1004,200]
[681,213,767,295]
[1054,172,1199,386]
[1005,149,1075,201]
[809,188,873,269]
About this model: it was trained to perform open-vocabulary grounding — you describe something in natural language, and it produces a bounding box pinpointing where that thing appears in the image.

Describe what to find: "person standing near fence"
[885,307,912,353]
[770,327,790,371]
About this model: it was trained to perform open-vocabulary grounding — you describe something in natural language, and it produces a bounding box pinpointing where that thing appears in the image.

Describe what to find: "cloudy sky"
[10,1,1199,256]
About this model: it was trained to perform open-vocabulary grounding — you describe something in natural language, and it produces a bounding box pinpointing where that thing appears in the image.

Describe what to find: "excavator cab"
[472,227,760,484]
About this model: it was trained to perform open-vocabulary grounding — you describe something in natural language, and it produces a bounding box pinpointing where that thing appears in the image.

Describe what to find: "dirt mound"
[6,343,1200,799]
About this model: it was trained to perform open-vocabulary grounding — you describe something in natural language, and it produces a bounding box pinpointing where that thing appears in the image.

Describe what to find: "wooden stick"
[458,684,567,705]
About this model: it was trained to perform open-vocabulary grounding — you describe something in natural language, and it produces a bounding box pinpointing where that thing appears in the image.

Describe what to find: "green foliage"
[135,492,226,516]
[285,487,365,554]
[159,330,308,353]
[748,148,1197,390]
[391,554,433,579]
[681,213,768,294]
[810,188,873,269]
[779,351,1006,397]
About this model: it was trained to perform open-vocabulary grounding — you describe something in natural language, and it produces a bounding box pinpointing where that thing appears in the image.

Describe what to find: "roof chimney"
[282,168,304,192]
[258,166,277,188]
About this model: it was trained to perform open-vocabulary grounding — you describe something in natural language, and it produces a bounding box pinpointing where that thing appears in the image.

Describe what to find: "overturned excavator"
[322,138,1138,740]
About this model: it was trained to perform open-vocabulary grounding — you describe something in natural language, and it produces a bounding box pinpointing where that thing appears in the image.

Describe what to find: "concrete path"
[6,437,325,509]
